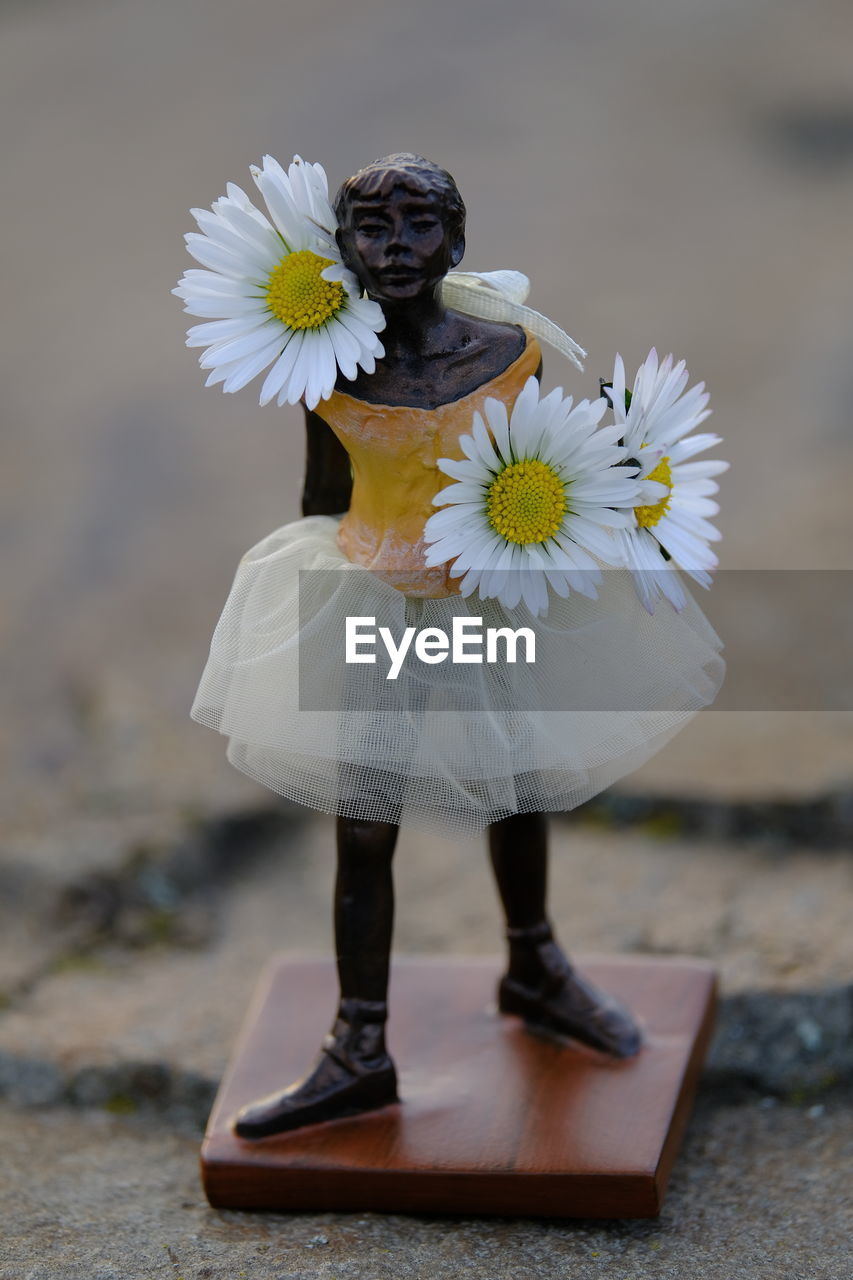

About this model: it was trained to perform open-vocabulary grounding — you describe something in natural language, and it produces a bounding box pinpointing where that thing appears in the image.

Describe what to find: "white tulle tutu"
[191,516,724,834]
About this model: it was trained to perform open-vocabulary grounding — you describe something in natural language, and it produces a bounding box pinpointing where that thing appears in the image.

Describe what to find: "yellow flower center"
[486,458,567,545]
[266,250,345,330]
[635,455,673,528]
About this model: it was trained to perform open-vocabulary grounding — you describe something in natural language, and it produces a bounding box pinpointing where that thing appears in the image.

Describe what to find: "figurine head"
[334,154,466,303]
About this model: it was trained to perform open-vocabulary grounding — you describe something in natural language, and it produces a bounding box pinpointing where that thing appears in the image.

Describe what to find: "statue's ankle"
[326,997,391,1071]
[504,920,571,988]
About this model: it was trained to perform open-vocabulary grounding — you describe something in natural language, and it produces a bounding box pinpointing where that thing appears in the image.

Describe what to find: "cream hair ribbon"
[439,270,586,371]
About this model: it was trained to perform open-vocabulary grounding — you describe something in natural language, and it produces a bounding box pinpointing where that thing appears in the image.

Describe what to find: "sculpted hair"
[333,153,466,245]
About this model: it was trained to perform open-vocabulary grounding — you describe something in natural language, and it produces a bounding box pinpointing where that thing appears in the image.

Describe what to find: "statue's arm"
[301,406,353,516]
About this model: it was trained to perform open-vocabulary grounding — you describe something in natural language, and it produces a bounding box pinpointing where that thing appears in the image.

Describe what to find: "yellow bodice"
[314,336,542,597]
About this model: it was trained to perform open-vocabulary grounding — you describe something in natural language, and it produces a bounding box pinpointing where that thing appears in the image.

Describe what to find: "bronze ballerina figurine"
[177,154,725,1139]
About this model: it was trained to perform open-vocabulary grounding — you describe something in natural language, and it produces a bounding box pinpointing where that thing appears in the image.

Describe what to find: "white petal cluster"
[423,376,642,617]
[173,156,385,410]
[608,349,728,612]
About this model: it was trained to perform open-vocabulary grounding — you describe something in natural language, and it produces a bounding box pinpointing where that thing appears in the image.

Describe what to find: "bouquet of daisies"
[423,352,728,617]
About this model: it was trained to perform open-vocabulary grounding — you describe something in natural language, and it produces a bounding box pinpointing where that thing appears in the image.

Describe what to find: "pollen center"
[266,250,345,330]
[635,456,673,528]
[486,459,567,545]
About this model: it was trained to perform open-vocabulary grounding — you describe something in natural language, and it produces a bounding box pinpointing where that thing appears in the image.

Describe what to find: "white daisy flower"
[423,376,644,617]
[606,349,729,613]
[173,155,385,410]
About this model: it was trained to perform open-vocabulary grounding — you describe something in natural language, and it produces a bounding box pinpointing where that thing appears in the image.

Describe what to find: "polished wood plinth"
[201,954,716,1218]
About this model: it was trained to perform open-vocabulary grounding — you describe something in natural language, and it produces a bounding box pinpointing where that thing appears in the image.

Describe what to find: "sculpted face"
[337,177,464,304]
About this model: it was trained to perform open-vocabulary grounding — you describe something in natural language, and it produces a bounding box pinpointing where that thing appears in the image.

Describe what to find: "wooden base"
[201,955,716,1218]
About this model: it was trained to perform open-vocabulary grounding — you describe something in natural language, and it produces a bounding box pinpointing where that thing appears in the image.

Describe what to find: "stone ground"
[1,1102,850,1280]
[1,811,852,1279]
[2,0,853,1276]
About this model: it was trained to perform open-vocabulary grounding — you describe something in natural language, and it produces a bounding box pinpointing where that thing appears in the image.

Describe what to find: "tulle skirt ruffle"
[192,516,724,834]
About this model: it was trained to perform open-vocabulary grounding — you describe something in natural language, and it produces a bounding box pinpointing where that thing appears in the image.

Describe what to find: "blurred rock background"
[1,1,851,1276]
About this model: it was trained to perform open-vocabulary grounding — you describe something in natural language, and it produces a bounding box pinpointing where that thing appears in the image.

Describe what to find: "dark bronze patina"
[233,156,641,1142]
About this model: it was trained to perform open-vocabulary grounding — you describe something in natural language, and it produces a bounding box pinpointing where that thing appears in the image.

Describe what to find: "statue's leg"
[233,817,400,1138]
[488,813,642,1058]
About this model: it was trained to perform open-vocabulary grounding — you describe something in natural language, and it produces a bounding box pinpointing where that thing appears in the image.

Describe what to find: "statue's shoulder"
[443,312,527,370]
